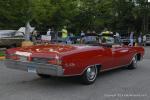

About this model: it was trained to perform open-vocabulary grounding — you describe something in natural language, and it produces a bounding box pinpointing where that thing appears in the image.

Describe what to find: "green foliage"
[0,51,5,56]
[0,0,32,29]
[0,0,149,33]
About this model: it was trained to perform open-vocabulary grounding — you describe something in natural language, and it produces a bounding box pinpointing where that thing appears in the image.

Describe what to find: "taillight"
[27,56,32,61]
[6,54,19,60]
[48,58,62,65]
[31,56,62,65]
[5,51,10,59]
[11,55,19,60]
[48,55,62,65]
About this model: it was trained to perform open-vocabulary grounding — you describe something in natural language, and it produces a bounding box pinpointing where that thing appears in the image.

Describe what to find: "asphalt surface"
[0,47,150,100]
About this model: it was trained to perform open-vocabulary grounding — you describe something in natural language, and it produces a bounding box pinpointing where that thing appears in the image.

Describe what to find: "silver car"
[143,34,150,46]
[0,30,25,47]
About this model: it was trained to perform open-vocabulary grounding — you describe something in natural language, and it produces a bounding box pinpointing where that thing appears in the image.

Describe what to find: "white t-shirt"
[138,37,142,43]
[47,31,51,36]
[143,35,146,42]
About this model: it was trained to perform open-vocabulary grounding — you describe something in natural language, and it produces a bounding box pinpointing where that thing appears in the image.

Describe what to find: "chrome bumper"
[4,59,64,76]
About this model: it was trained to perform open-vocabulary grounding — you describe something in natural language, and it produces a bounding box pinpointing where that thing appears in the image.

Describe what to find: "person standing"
[45,28,52,42]
[61,26,68,43]
[86,30,90,34]
[66,32,74,44]
[80,31,85,37]
[92,30,96,34]
[31,30,38,43]
[129,32,134,46]
[138,32,142,46]
[47,29,51,36]
[61,26,68,39]
[143,35,146,46]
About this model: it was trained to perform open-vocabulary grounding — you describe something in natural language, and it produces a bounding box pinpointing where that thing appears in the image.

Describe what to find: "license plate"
[20,56,27,62]
[27,64,37,73]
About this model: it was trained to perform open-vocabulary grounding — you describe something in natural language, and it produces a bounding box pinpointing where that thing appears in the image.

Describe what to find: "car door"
[111,46,130,67]
[111,37,131,67]
[100,46,116,70]
[121,45,135,65]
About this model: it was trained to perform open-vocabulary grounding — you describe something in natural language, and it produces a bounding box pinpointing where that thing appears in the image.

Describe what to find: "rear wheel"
[81,65,98,85]
[127,55,138,69]
[37,74,51,78]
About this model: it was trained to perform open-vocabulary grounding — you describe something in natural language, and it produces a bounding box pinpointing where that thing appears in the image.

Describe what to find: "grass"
[0,51,5,57]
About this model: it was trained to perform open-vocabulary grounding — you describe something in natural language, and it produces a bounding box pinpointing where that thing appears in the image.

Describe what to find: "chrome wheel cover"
[86,66,97,82]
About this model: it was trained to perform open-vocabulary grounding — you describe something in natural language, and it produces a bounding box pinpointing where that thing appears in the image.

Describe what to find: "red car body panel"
[6,44,144,76]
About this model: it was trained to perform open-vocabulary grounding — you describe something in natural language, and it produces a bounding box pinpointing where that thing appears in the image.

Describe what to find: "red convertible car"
[5,34,144,84]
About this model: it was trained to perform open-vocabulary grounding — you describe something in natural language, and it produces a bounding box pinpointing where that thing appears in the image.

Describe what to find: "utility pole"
[144,0,150,33]
[147,0,150,33]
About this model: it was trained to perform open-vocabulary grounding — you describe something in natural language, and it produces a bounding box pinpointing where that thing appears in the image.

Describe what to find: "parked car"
[4,34,144,84]
[0,27,35,48]
[0,35,25,48]
[143,34,150,46]
[121,35,136,45]
[0,30,24,47]
[0,30,16,38]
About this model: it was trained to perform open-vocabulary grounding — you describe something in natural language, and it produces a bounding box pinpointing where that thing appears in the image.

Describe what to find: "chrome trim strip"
[5,53,141,77]
[62,64,101,77]
[100,64,128,72]
[4,59,64,76]
[100,54,138,72]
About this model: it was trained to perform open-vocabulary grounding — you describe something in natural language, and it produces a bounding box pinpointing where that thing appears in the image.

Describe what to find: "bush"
[0,51,5,57]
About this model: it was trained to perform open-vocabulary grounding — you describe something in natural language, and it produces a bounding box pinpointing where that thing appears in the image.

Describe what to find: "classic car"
[4,34,144,84]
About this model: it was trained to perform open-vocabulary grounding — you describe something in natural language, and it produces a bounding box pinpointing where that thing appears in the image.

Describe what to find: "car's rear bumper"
[4,59,64,76]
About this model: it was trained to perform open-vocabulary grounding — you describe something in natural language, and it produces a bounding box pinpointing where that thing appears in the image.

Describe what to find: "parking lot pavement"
[0,47,150,100]
[144,46,150,59]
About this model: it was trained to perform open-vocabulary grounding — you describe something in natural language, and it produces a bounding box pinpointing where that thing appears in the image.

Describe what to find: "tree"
[0,0,149,33]
[0,0,32,29]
